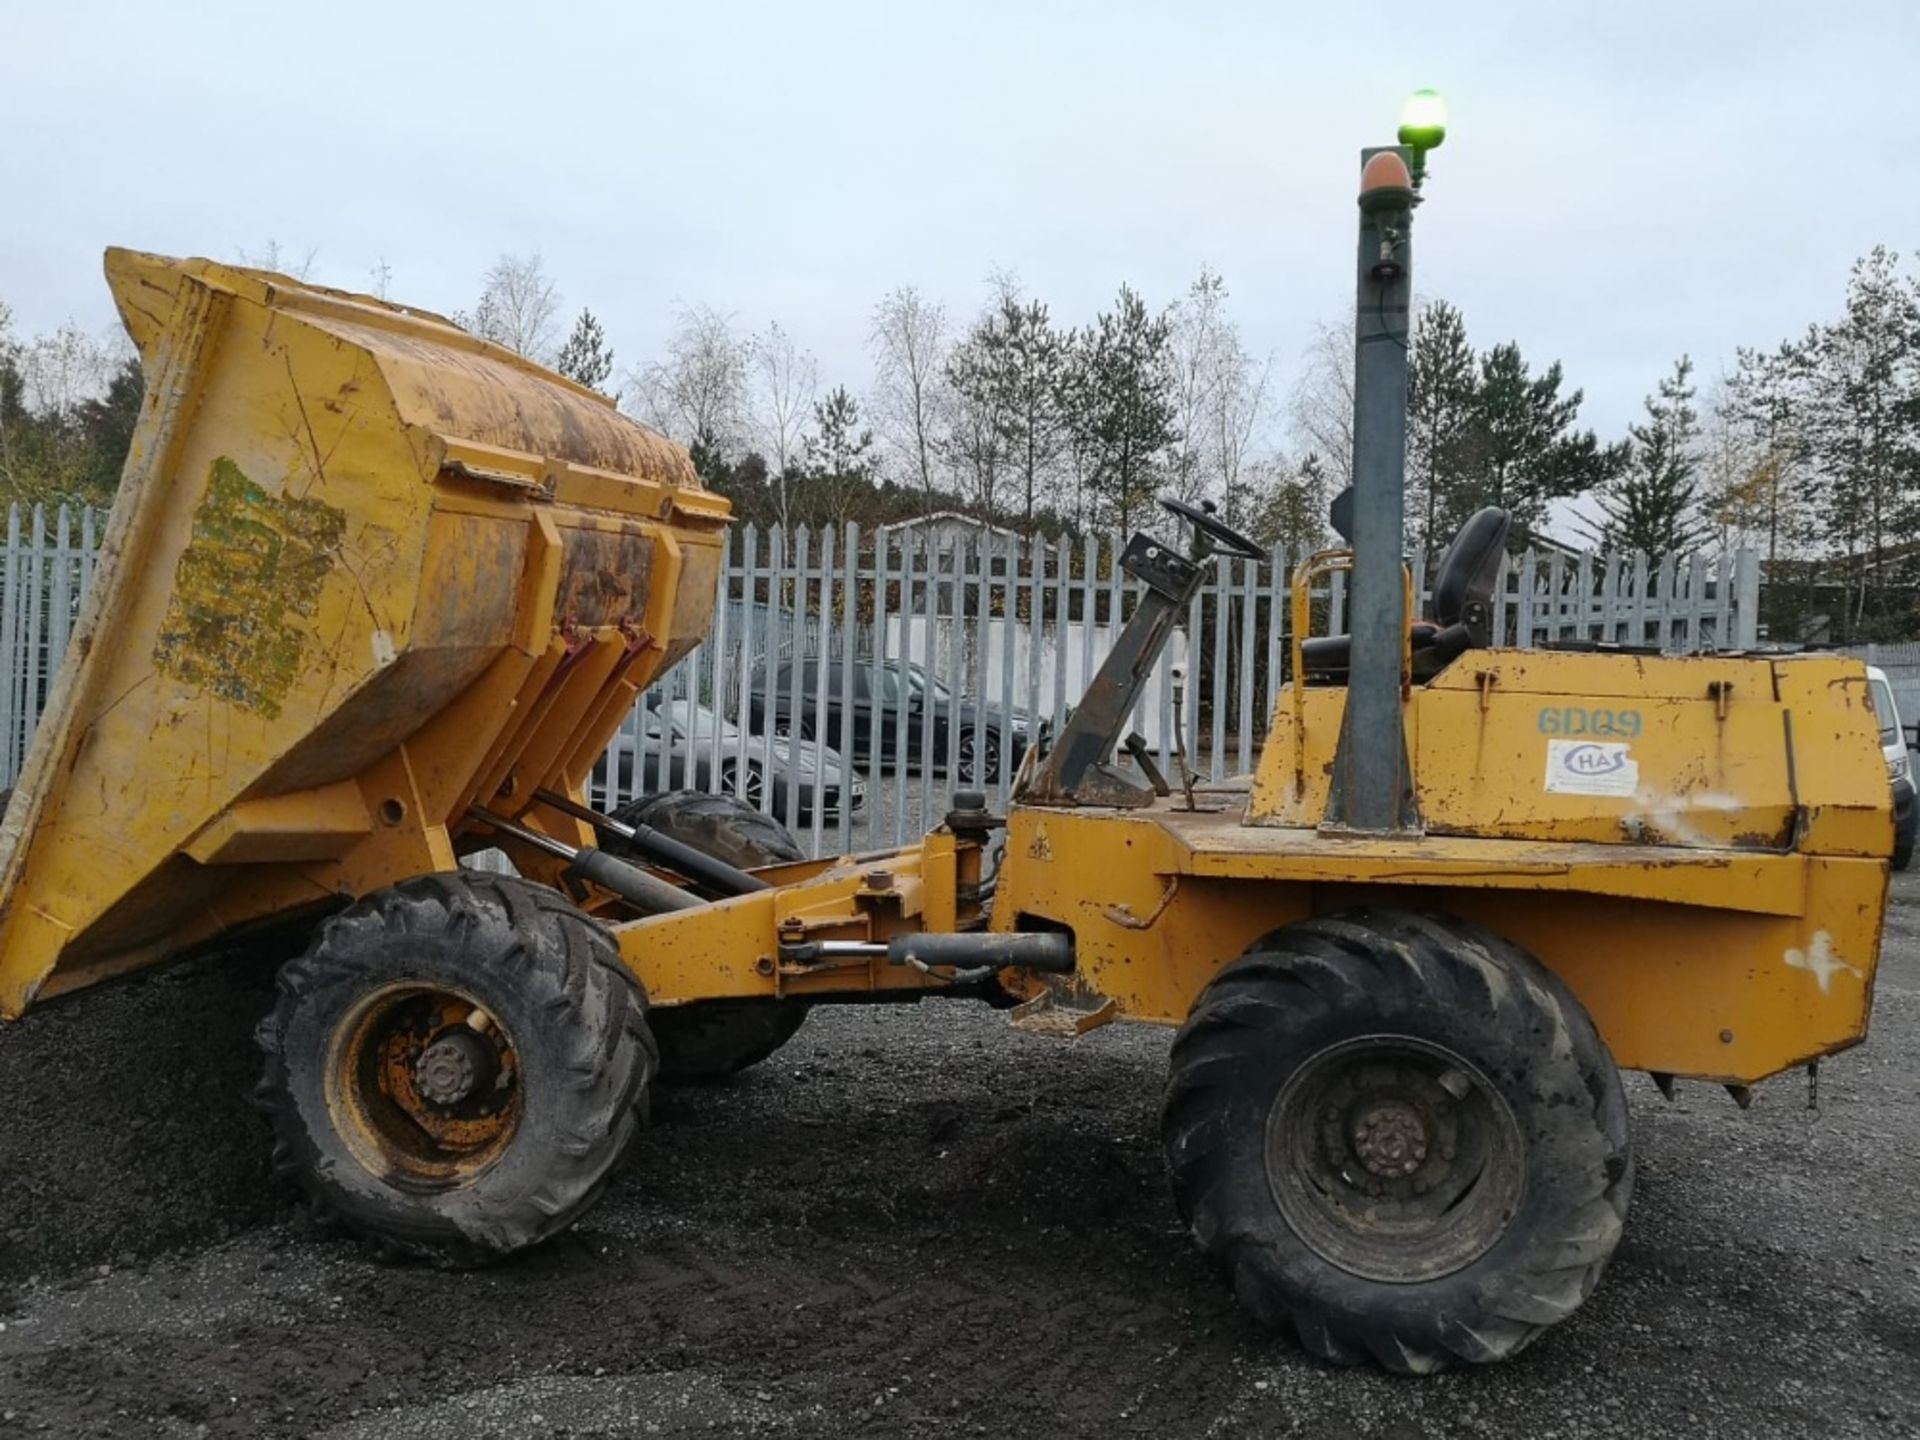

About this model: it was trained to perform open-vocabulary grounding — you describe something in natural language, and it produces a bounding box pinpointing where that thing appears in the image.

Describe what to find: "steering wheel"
[1160,497,1265,561]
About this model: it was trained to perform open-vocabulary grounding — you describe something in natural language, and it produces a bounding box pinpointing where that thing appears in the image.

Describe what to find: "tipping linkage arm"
[1021,498,1262,809]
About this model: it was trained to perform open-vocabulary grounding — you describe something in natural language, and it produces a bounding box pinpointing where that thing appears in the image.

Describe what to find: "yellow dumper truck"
[0,119,1890,1374]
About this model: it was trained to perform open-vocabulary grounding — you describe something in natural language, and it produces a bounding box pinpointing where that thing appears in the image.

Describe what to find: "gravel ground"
[1,874,1917,1438]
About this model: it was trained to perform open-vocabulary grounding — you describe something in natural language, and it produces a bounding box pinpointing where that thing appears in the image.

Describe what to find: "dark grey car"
[745,656,1028,784]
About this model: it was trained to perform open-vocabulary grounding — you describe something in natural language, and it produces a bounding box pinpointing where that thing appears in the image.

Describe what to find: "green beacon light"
[1397,88,1448,188]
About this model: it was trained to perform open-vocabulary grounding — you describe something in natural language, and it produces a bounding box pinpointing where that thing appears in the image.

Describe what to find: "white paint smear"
[1544,739,1639,797]
[1785,931,1863,994]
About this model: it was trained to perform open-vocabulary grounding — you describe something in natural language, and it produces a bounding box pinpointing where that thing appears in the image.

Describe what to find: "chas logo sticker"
[1544,739,1638,797]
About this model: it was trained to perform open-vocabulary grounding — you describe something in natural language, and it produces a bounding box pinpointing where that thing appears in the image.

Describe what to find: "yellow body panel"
[608,645,1889,1088]
[0,251,727,1017]
[987,804,1883,1083]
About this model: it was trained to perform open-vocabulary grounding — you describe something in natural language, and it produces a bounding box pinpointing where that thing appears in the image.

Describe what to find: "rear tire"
[601,791,810,1081]
[256,872,656,1266]
[1162,909,1631,1373]
[957,728,1001,784]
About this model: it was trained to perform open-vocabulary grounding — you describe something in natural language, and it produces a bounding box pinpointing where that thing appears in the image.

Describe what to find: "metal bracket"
[1121,533,1199,599]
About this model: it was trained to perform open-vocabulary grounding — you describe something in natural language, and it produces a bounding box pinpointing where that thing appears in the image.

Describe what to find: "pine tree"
[995,296,1069,534]
[939,288,1070,531]
[555,309,615,394]
[1710,346,1819,637]
[1406,299,1479,561]
[800,386,876,528]
[1467,342,1622,541]
[1066,284,1177,535]
[1591,356,1705,558]
[1797,247,1920,637]
[74,357,145,502]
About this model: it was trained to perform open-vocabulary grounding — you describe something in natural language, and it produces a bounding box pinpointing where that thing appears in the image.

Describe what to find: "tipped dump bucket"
[0,251,729,1016]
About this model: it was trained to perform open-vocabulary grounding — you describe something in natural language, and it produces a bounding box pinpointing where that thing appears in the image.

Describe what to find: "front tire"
[601,791,811,1081]
[256,873,656,1266]
[1162,909,1632,1373]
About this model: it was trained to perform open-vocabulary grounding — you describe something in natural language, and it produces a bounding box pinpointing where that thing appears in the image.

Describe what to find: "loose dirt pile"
[0,947,287,1288]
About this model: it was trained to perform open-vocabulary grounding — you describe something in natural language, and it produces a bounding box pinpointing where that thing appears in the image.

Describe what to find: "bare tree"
[625,303,750,455]
[869,286,949,507]
[20,322,113,418]
[1288,320,1356,490]
[943,302,1011,521]
[746,322,818,533]
[463,253,562,361]
[1165,271,1227,507]
[237,240,318,280]
[1165,269,1274,526]
[1213,348,1274,530]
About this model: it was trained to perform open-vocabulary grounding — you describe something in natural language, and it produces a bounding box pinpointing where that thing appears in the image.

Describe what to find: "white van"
[1866,665,1915,871]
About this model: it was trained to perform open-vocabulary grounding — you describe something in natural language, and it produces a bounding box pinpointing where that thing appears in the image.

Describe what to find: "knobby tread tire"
[606,789,807,870]
[602,790,809,1081]
[1161,908,1632,1374]
[255,871,656,1267]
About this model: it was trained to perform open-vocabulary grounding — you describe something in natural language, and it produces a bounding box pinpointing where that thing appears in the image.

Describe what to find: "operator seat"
[1300,506,1511,681]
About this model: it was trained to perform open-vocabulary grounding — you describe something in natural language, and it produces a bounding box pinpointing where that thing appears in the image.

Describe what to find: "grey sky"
[5,0,1917,448]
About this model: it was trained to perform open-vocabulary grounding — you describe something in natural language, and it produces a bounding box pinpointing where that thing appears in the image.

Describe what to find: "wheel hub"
[331,986,521,1187]
[1350,1098,1429,1178]
[1267,1036,1526,1283]
[415,1028,494,1106]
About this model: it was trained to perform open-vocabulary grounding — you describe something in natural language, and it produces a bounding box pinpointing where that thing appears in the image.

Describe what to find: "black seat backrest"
[1430,507,1511,628]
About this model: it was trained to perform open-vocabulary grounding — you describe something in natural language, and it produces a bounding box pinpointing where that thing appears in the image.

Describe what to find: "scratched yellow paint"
[152,456,347,719]
[1250,649,1885,854]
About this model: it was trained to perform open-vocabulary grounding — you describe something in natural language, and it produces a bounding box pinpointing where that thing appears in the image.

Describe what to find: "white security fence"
[0,505,101,786]
[0,503,1759,856]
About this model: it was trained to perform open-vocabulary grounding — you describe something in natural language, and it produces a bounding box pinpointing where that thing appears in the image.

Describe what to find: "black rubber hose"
[887,932,1074,973]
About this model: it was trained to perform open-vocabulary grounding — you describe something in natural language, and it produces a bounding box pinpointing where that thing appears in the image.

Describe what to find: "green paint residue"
[152,456,346,719]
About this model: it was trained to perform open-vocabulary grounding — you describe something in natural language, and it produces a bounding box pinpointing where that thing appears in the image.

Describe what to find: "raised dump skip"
[0,250,729,1017]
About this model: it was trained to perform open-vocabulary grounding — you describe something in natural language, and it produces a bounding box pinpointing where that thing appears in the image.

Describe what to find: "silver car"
[597,695,866,825]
